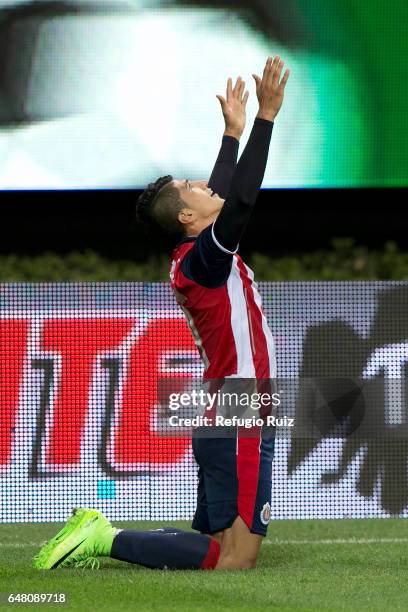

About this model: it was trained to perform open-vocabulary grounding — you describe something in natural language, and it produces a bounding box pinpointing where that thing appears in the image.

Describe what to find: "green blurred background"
[0,0,406,273]
[296,0,408,186]
[0,0,406,188]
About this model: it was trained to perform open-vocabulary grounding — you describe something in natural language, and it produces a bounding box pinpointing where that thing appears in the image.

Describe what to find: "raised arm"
[213,56,290,253]
[207,77,249,199]
[183,57,289,288]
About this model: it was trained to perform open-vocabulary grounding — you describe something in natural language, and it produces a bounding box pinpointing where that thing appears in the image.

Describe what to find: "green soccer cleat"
[33,508,116,570]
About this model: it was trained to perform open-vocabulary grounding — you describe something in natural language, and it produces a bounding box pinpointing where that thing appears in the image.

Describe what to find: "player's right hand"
[252,56,290,122]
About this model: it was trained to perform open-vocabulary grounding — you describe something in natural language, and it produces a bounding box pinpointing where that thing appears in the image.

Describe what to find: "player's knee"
[216,553,257,570]
[234,556,257,570]
[217,544,258,570]
[215,516,262,569]
[210,532,223,545]
[237,548,258,569]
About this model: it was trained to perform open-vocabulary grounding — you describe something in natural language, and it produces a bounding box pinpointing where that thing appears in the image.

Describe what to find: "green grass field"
[0,518,407,611]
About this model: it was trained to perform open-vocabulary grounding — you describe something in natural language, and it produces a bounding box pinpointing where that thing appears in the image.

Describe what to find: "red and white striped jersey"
[170,229,277,381]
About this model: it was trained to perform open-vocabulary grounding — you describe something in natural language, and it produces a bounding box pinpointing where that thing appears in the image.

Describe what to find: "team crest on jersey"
[260,502,271,525]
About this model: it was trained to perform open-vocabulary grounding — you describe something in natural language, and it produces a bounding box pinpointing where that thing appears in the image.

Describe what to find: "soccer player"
[34,56,289,571]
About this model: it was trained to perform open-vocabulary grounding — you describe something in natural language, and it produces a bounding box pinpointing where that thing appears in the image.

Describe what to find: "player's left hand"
[216,76,249,141]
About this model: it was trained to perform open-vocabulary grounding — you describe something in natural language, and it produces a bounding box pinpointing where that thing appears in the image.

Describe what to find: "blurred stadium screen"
[2,281,408,523]
[0,0,407,188]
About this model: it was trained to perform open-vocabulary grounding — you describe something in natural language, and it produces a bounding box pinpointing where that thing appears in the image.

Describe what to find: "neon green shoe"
[33,508,116,570]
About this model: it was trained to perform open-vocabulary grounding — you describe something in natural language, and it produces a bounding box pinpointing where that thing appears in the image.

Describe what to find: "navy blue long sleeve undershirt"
[207,134,240,200]
[181,118,274,288]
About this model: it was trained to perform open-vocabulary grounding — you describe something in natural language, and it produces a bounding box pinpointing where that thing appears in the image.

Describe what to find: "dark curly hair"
[136,175,186,236]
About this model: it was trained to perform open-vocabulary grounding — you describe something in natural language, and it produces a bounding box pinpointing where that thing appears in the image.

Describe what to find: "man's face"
[173,179,225,232]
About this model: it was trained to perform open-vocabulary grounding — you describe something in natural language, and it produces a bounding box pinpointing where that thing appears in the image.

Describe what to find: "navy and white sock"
[110,528,220,570]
